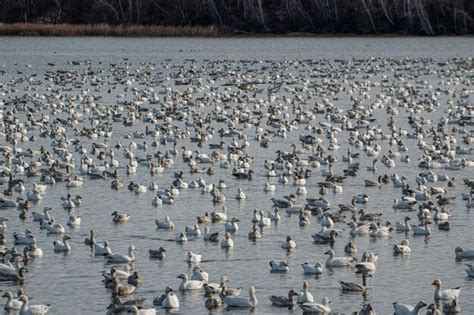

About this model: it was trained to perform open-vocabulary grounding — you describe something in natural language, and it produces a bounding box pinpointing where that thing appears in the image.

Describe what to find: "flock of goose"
[0,54,472,314]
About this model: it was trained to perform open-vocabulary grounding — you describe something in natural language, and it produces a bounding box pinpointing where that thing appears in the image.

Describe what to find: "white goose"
[177,273,203,290]
[53,235,71,252]
[393,301,427,315]
[301,262,323,275]
[300,297,331,313]
[269,261,289,272]
[432,279,461,301]
[393,239,411,255]
[224,286,258,308]
[161,287,179,309]
[155,216,175,229]
[95,241,113,256]
[325,249,354,267]
[296,281,314,303]
[19,296,50,315]
[107,245,135,263]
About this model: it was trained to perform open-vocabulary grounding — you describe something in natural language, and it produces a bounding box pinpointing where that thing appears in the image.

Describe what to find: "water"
[0,37,473,314]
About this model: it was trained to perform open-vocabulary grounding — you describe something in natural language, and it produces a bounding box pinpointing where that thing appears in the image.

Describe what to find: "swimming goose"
[211,206,228,222]
[325,249,354,267]
[355,252,377,273]
[269,290,297,307]
[269,261,289,272]
[111,211,129,223]
[224,286,258,308]
[349,221,370,236]
[296,281,314,304]
[112,277,136,296]
[26,244,43,258]
[177,273,203,290]
[455,246,474,259]
[161,287,179,309]
[393,239,411,255]
[205,293,223,309]
[149,247,166,259]
[203,226,219,242]
[2,291,22,311]
[186,251,202,264]
[190,266,208,281]
[340,273,371,292]
[248,224,261,240]
[95,241,112,256]
[107,245,135,263]
[282,235,296,249]
[14,230,36,245]
[264,182,276,192]
[66,215,81,227]
[358,304,376,315]
[258,211,271,227]
[185,224,201,237]
[173,231,186,243]
[221,233,234,248]
[300,297,331,313]
[155,216,175,229]
[53,235,71,252]
[412,221,431,236]
[84,230,96,246]
[268,208,281,221]
[344,241,358,254]
[19,295,50,315]
[235,188,246,200]
[225,218,239,232]
[369,222,392,237]
[301,262,323,275]
[393,300,427,315]
[425,303,442,315]
[432,279,461,301]
[32,207,52,222]
[396,216,412,232]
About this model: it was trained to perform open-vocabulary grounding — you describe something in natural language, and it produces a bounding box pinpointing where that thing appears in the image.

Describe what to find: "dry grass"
[0,23,221,37]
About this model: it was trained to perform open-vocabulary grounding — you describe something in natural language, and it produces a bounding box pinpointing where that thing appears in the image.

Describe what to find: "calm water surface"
[0,37,472,314]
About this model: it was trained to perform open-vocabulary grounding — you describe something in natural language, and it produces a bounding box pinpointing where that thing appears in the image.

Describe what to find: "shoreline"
[0,23,471,38]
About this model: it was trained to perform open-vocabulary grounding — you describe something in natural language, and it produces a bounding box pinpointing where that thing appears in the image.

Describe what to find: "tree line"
[1,0,472,35]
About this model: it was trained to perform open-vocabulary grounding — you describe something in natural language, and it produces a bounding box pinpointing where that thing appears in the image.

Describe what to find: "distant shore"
[0,23,470,38]
[0,23,221,37]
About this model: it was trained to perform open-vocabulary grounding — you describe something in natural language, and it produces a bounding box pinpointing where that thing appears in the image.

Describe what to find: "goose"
[367,159,377,172]
[264,182,276,192]
[269,261,289,272]
[393,198,415,210]
[111,211,129,223]
[248,224,261,240]
[32,207,52,221]
[205,294,223,309]
[258,211,271,227]
[0,267,26,284]
[235,188,246,200]
[84,230,96,246]
[320,214,334,228]
[185,224,201,237]
[301,262,323,275]
[112,277,136,296]
[282,235,296,249]
[344,241,358,254]
[271,196,295,208]
[26,191,42,201]
[224,286,258,308]
[211,206,227,222]
[393,301,427,315]
[221,233,234,248]
[433,208,451,221]
[161,287,179,309]
[190,266,208,281]
[186,251,202,264]
[396,216,412,232]
[393,239,411,255]
[203,226,219,242]
[53,235,71,252]
[358,304,376,315]
[300,297,331,313]
[95,241,112,256]
[269,290,297,307]
[107,245,135,263]
[369,221,392,237]
[325,249,354,267]
[268,208,281,221]
[340,273,371,292]
[349,221,369,236]
[225,218,239,232]
[251,209,261,223]
[19,296,50,315]
[66,215,81,227]
[14,230,36,245]
[339,199,358,212]
[177,273,203,290]
[26,244,43,258]
[175,232,188,243]
[149,247,166,259]
[2,291,22,311]
[155,216,175,229]
[295,281,314,304]
[62,193,76,209]
[151,196,162,206]
[197,213,211,224]
[412,221,431,236]
[353,193,369,204]
[455,246,474,259]
[355,252,377,273]
[432,279,461,301]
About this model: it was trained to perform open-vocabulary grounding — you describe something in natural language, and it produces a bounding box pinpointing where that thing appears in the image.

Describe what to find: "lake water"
[0,37,473,314]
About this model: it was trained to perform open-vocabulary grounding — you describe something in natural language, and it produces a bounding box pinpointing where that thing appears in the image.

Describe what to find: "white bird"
[235,188,246,200]
[53,235,71,252]
[66,215,81,227]
[185,224,201,237]
[281,235,296,249]
[325,249,354,267]
[432,279,461,301]
[177,273,203,290]
[393,239,411,255]
[155,216,175,229]
[185,251,202,264]
[301,262,323,275]
[300,297,331,313]
[224,286,258,308]
[107,245,135,263]
[161,287,179,309]
[269,261,289,272]
[393,301,427,315]
[175,232,188,243]
[95,241,112,256]
[464,264,474,277]
[455,246,474,259]
[221,233,234,248]
[225,218,239,232]
[19,295,50,315]
[2,291,22,311]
